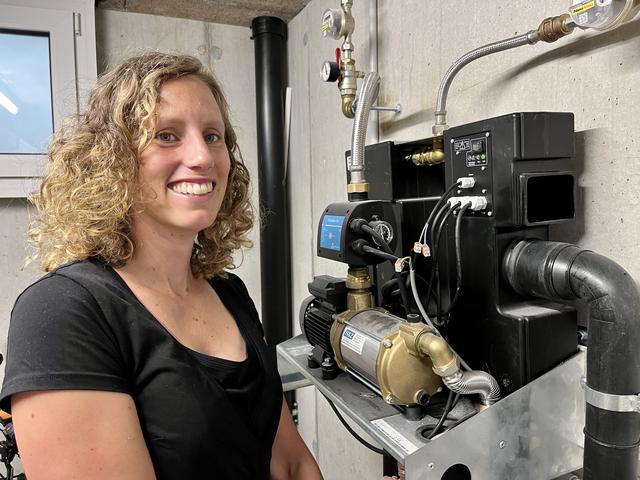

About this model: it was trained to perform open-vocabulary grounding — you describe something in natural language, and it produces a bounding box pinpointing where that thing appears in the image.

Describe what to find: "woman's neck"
[117,220,200,296]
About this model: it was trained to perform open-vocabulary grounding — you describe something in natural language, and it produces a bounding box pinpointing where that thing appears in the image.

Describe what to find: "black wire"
[393,271,412,315]
[411,181,461,261]
[361,224,393,255]
[424,182,461,242]
[361,245,398,262]
[438,202,471,318]
[424,203,459,310]
[361,224,413,314]
[443,410,477,431]
[426,390,456,440]
[425,201,450,248]
[324,395,385,455]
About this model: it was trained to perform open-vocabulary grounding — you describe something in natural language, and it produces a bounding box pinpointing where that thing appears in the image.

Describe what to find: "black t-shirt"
[0,258,283,479]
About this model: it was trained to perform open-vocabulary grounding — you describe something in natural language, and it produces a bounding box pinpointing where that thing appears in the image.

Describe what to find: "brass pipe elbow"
[342,94,356,118]
[418,332,459,377]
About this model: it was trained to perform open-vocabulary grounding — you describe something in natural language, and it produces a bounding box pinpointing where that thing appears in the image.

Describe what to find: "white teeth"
[170,182,213,195]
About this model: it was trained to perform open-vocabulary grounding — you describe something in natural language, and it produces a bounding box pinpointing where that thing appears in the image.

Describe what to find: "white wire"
[409,244,472,372]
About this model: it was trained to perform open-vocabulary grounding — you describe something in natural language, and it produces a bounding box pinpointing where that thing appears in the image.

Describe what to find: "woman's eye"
[204,133,220,144]
[157,132,177,142]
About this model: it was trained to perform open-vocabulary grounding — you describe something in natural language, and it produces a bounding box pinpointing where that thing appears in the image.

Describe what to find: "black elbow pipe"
[503,240,640,480]
[250,17,291,350]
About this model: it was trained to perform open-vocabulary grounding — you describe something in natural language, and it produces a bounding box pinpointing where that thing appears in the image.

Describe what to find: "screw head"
[481,189,487,194]
[499,440,506,449]
[428,463,435,469]
[481,166,487,171]
[485,132,490,137]
[382,339,392,348]
[385,394,394,404]
[450,138,455,143]
[487,211,493,217]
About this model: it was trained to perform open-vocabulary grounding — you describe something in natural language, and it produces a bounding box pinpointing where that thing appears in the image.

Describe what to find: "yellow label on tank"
[572,1,596,14]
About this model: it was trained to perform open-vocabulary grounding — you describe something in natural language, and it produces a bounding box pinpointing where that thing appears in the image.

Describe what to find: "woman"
[0,52,322,479]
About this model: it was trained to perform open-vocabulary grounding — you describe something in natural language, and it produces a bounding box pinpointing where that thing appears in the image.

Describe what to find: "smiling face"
[134,75,231,239]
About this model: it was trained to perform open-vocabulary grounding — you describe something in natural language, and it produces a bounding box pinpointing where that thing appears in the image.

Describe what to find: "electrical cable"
[415,181,462,253]
[443,410,477,431]
[438,202,471,318]
[361,224,393,255]
[323,395,385,455]
[409,203,473,372]
[409,267,472,372]
[424,203,458,309]
[361,245,398,262]
[425,389,456,440]
[360,224,413,314]
[418,201,450,257]
[394,270,412,315]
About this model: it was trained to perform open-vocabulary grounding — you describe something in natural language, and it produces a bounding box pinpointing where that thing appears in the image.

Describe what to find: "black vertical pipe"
[250,17,291,350]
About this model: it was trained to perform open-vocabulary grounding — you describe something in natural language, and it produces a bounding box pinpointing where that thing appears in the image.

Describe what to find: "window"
[0,1,96,197]
[0,30,54,155]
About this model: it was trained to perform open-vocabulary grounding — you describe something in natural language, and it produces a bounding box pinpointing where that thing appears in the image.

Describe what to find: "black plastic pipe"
[250,17,291,349]
[503,240,640,480]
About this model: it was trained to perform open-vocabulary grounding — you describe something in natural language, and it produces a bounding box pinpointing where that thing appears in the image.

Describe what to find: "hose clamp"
[581,377,640,413]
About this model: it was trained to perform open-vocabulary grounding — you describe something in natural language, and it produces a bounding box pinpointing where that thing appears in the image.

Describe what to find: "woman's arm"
[12,390,156,480]
[270,397,323,480]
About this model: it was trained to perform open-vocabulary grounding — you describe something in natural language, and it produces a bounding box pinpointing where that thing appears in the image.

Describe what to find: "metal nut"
[382,339,393,348]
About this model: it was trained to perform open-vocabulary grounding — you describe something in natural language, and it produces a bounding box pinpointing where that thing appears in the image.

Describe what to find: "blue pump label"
[341,327,365,355]
[319,214,345,251]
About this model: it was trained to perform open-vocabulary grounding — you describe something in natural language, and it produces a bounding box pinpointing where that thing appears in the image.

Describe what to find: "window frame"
[0,0,96,198]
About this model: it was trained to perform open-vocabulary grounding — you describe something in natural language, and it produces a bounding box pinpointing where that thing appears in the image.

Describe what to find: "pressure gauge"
[320,61,340,83]
[321,8,344,39]
[569,0,640,29]
[370,220,394,246]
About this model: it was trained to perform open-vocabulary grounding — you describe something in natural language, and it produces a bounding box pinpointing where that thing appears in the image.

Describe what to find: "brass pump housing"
[330,307,448,406]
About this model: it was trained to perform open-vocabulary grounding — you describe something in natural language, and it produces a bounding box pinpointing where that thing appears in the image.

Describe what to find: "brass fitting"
[399,322,459,377]
[538,13,574,43]
[346,267,372,289]
[410,137,445,166]
[347,182,369,194]
[347,290,373,312]
[418,333,459,377]
[345,267,373,311]
[342,93,356,118]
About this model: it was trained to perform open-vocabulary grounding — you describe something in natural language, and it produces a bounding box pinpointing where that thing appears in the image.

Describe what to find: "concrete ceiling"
[96,0,311,27]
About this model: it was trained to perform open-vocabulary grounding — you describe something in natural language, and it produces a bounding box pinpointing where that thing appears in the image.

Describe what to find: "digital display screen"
[319,214,345,252]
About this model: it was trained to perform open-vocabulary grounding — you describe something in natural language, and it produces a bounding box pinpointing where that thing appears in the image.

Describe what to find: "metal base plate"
[278,335,587,480]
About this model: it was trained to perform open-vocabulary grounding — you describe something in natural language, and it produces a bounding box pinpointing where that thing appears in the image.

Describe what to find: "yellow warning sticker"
[572,1,595,15]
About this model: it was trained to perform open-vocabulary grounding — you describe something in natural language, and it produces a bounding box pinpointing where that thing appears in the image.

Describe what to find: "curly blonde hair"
[29,52,254,278]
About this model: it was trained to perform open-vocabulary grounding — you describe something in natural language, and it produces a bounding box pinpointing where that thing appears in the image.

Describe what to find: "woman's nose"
[184,134,213,170]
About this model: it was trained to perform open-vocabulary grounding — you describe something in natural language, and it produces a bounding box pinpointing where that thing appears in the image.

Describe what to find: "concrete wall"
[96,9,263,310]
[287,1,640,478]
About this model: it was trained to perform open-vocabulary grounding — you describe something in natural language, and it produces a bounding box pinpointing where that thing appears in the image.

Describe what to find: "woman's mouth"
[169,181,214,196]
